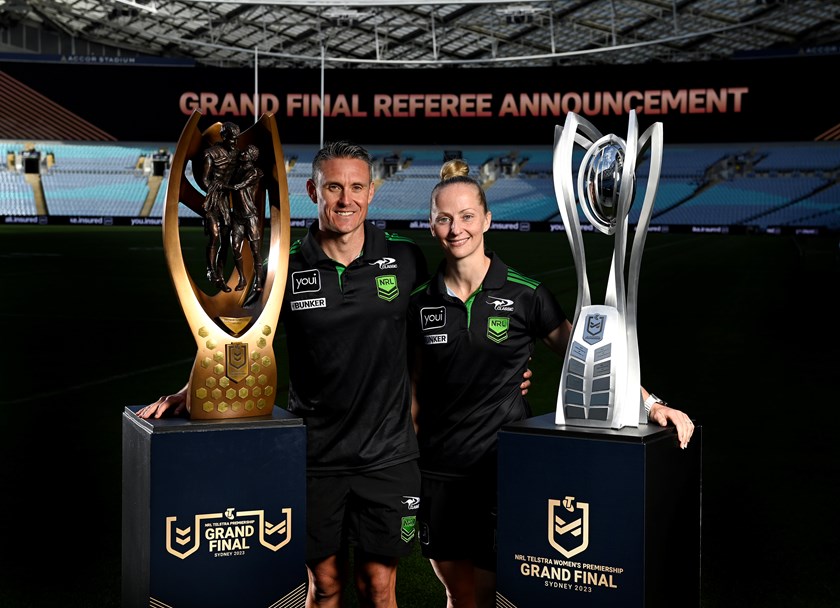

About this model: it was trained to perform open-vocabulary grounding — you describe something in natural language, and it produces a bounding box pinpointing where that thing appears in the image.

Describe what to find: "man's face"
[307,157,374,237]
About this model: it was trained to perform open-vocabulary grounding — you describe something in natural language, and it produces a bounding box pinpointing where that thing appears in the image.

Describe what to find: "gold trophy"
[163,111,290,419]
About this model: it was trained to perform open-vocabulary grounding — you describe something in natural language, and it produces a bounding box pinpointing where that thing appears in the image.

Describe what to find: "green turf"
[1,225,838,607]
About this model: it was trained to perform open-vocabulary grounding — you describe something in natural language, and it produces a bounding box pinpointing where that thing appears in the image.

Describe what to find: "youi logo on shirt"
[420,306,446,330]
[292,269,321,294]
[420,307,448,344]
[487,296,515,311]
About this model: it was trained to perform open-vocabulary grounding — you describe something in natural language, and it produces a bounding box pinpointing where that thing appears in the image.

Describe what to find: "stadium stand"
[0,164,37,215]
[1,139,839,232]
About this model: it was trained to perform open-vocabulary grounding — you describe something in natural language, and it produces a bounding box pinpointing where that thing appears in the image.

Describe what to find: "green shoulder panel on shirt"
[506,267,540,290]
[411,279,431,296]
[289,239,303,254]
[384,231,416,244]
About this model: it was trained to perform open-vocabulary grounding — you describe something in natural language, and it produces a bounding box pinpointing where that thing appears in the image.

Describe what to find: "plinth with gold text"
[496,414,701,607]
[121,406,306,608]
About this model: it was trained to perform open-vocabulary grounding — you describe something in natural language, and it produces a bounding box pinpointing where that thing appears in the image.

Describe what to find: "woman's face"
[430,181,491,261]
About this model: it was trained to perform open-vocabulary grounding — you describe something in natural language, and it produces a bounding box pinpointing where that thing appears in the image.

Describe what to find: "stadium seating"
[1,139,839,231]
[0,167,37,215]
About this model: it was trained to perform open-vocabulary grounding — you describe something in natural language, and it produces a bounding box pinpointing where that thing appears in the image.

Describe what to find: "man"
[139,141,428,608]
[284,141,427,607]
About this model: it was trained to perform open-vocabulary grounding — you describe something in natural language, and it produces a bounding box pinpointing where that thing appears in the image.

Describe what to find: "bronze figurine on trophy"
[163,111,290,420]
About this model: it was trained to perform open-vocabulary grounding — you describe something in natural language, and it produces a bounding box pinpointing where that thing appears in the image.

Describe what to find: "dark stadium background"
[2,2,840,605]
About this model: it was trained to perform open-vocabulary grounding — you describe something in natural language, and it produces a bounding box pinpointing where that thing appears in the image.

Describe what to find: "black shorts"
[418,464,498,571]
[306,460,421,562]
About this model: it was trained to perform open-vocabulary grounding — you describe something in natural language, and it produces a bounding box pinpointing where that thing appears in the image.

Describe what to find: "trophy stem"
[553,117,593,322]
[608,112,638,428]
[627,121,664,424]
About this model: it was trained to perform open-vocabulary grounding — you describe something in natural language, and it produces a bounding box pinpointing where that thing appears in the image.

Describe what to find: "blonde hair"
[440,158,470,181]
[431,159,488,212]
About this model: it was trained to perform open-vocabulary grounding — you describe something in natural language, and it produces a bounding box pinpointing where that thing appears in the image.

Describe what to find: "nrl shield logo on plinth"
[163,111,290,420]
[548,497,589,558]
[553,110,663,429]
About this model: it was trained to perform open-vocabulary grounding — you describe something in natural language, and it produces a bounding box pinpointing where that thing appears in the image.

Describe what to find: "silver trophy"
[553,110,663,429]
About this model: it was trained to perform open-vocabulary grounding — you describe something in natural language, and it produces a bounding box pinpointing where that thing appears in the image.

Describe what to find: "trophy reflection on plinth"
[553,110,663,429]
[163,111,290,420]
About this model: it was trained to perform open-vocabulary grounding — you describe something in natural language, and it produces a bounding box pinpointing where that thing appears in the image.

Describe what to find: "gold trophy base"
[186,320,278,420]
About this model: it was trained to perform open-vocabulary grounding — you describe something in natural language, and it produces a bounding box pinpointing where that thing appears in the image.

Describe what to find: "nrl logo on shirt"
[292,269,321,294]
[370,257,398,269]
[376,275,399,301]
[487,316,510,343]
[486,296,514,311]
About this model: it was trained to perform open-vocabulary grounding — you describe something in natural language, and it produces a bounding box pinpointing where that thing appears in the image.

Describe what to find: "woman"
[408,159,694,608]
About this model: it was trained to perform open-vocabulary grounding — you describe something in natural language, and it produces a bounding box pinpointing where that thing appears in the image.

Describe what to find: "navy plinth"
[122,405,307,608]
[497,413,701,608]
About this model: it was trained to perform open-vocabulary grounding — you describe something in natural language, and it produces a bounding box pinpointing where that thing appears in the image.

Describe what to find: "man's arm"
[136,383,189,419]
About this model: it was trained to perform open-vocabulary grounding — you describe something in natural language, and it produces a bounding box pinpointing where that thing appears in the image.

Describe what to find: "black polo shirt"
[409,251,567,477]
[282,221,427,476]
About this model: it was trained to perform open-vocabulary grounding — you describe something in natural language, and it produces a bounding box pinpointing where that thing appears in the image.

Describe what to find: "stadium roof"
[1,0,839,69]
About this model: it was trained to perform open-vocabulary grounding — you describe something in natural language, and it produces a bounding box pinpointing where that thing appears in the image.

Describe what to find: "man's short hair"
[311,140,372,182]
